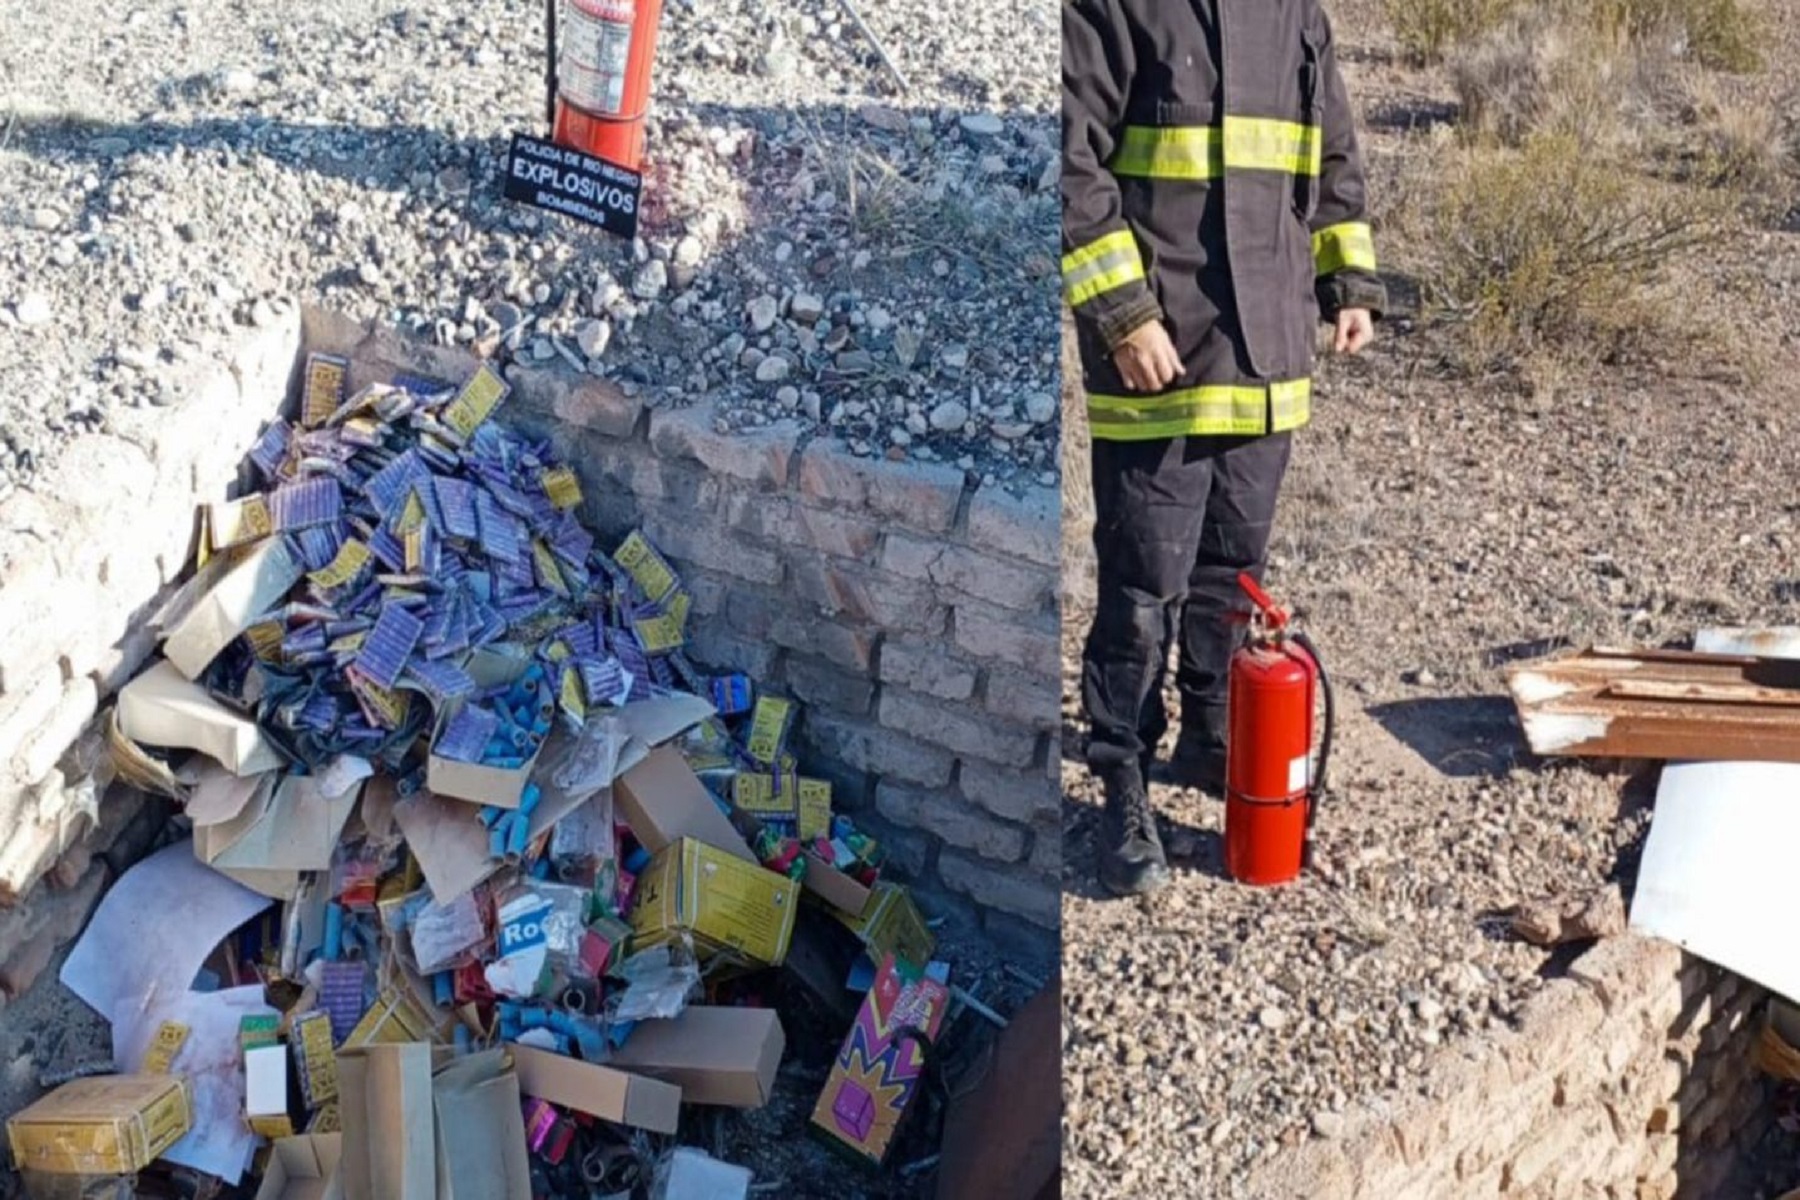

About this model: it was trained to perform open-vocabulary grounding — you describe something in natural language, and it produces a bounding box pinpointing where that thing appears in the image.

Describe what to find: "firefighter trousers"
[1080,431,1293,773]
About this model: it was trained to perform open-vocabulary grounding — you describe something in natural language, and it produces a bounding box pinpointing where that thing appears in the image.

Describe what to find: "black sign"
[503,132,642,240]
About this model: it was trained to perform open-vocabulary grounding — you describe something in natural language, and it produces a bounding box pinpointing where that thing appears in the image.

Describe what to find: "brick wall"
[316,308,1062,945]
[0,300,1058,1013]
[1238,936,1772,1200]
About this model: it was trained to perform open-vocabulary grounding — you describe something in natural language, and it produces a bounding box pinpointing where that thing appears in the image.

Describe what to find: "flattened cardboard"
[163,537,304,679]
[256,1133,345,1200]
[431,1050,531,1200]
[7,1075,192,1176]
[191,766,362,900]
[800,851,873,916]
[337,1044,435,1200]
[614,748,755,865]
[935,982,1060,1200]
[629,839,799,967]
[509,1045,681,1134]
[609,1007,784,1108]
[117,660,284,776]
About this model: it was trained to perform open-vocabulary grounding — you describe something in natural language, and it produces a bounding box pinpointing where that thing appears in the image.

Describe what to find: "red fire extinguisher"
[1224,572,1335,887]
[546,0,664,172]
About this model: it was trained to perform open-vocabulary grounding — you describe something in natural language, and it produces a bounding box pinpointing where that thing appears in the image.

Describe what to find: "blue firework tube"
[322,903,345,962]
[489,823,509,860]
[519,1007,551,1032]
[433,971,455,1009]
[506,810,531,859]
[519,783,543,818]
[624,845,650,874]
[454,1024,473,1053]
[478,805,504,829]
[530,857,552,880]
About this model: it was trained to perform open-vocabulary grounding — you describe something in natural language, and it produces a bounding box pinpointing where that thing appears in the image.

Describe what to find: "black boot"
[1098,765,1170,896]
[1169,704,1228,793]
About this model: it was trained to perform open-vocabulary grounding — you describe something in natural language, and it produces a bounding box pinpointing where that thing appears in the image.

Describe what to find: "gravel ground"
[0,0,1060,499]
[1059,1,1800,1196]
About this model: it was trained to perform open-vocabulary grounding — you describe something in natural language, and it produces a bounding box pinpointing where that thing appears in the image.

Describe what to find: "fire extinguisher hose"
[1292,630,1334,871]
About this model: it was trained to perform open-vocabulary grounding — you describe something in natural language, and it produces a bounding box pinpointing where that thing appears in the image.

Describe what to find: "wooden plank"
[1605,680,1800,707]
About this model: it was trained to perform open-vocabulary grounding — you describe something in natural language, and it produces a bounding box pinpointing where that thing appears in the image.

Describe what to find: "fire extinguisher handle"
[1293,630,1333,871]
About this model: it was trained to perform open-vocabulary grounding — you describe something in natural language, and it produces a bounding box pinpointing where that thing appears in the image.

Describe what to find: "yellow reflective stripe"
[1111,119,1322,180]
[1312,222,1377,275]
[1087,380,1313,441]
[1061,230,1146,307]
[1111,126,1222,180]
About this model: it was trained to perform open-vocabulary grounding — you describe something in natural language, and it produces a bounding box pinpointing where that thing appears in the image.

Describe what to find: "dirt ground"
[1059,1,1800,1196]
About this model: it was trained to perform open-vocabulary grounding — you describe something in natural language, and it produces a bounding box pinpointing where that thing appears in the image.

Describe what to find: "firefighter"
[1063,0,1385,896]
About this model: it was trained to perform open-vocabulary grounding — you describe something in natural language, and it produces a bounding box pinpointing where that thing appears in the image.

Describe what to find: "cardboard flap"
[392,792,498,905]
[163,537,303,679]
[613,748,754,864]
[617,694,715,751]
[338,1044,435,1200]
[187,766,275,827]
[431,1050,531,1200]
[509,1046,681,1134]
[117,660,284,776]
[256,1134,346,1200]
[608,1007,784,1108]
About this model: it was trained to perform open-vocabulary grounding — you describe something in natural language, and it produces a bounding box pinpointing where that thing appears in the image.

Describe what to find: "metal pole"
[546,0,559,130]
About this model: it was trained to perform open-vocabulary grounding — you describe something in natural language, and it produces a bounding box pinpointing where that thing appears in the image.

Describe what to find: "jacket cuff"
[1316,271,1387,323]
[1095,293,1165,354]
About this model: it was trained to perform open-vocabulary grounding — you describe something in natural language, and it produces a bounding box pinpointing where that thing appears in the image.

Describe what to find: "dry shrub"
[1673,70,1796,196]
[1589,0,1764,73]
[1385,0,1528,64]
[1451,7,1648,150]
[1411,132,1726,367]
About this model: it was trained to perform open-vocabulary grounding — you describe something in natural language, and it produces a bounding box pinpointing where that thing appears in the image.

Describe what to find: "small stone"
[219,67,258,95]
[1123,1045,1147,1068]
[929,400,969,432]
[940,343,971,371]
[358,262,384,287]
[859,104,910,133]
[249,298,276,327]
[755,356,792,384]
[50,240,78,268]
[1026,393,1057,424]
[835,349,876,374]
[574,318,612,359]
[14,293,52,327]
[776,386,800,409]
[116,346,158,371]
[27,207,60,232]
[674,236,703,268]
[491,300,525,331]
[1312,1112,1346,1139]
[1258,1006,1290,1031]
[632,260,668,301]
[790,291,825,324]
[139,284,169,311]
[747,295,778,333]
[959,112,1005,139]
[530,337,557,362]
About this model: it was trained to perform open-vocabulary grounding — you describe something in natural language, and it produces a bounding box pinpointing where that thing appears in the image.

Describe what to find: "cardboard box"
[834,881,935,971]
[799,849,873,917]
[630,839,799,967]
[431,1050,531,1200]
[7,1074,192,1176]
[609,1007,784,1108]
[337,1044,435,1200]
[425,649,543,808]
[116,660,284,776]
[509,1045,681,1134]
[189,766,362,900]
[810,955,950,1166]
[246,1044,296,1138]
[256,1134,345,1200]
[162,537,303,679]
[614,747,756,864]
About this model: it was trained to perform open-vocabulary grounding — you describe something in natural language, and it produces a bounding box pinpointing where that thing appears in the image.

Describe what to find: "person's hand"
[1333,308,1374,355]
[1112,321,1181,392]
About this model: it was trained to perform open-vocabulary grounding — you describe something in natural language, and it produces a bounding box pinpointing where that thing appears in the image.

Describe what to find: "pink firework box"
[809,952,950,1165]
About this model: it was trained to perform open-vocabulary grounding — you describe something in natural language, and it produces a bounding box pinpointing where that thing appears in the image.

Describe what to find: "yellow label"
[559,666,587,723]
[307,538,371,590]
[309,1103,341,1134]
[404,526,425,572]
[443,362,508,439]
[666,589,691,633]
[632,612,685,654]
[746,697,793,765]
[837,883,936,971]
[194,508,212,572]
[395,489,427,536]
[798,779,833,841]
[240,1015,280,1052]
[295,1013,339,1107]
[732,773,796,819]
[329,631,369,656]
[208,495,273,550]
[545,640,571,662]
[139,1083,192,1159]
[533,540,568,596]
[343,416,383,444]
[614,531,677,603]
[352,674,410,729]
[541,466,583,509]
[630,840,798,966]
[303,355,349,427]
[143,1022,190,1074]
[248,1113,295,1139]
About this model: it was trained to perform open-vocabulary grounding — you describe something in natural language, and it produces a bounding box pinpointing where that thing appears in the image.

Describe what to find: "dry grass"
[1589,0,1765,73]
[1402,132,1729,368]
[1450,8,1651,150]
[1385,0,1529,64]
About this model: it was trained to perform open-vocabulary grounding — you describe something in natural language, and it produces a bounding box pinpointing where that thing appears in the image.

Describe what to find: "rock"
[674,236,703,268]
[859,104,910,133]
[358,262,384,287]
[941,343,971,371]
[775,386,800,409]
[632,260,668,301]
[14,293,52,327]
[1311,1111,1346,1139]
[1257,1006,1290,1031]
[50,240,78,268]
[574,318,612,359]
[219,67,259,95]
[747,295,778,333]
[755,356,791,384]
[491,301,525,331]
[530,337,557,362]
[835,349,876,374]
[929,400,969,432]
[27,207,61,232]
[790,291,825,324]
[1511,885,1626,947]
[116,346,159,372]
[138,284,169,311]
[1026,393,1057,424]
[959,113,1005,139]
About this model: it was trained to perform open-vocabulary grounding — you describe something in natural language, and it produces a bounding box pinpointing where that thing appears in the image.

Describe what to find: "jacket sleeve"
[1062,0,1162,352]
[1308,4,1387,322]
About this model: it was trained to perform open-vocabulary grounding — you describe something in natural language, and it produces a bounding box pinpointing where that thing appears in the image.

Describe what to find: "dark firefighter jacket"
[1063,0,1387,442]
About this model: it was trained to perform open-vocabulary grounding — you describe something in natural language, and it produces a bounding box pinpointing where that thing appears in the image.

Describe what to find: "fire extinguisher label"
[503,133,642,240]
[1288,755,1310,794]
[559,0,634,116]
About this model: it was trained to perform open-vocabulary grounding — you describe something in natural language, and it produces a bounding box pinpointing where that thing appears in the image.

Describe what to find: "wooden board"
[1506,647,1800,762]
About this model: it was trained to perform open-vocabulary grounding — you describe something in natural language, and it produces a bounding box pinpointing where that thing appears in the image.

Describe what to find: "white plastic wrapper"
[485,882,593,997]
[550,712,627,798]
[608,944,701,1023]
[651,1147,751,1200]
[409,889,487,975]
